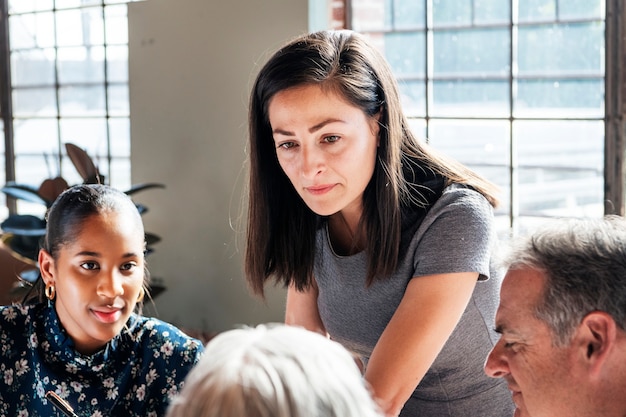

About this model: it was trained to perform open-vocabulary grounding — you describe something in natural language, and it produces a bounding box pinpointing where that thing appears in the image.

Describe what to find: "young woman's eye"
[120,262,137,272]
[323,135,340,143]
[276,141,296,150]
[80,262,99,271]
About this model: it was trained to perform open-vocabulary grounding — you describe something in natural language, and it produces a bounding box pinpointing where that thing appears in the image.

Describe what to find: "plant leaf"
[65,143,100,183]
[38,177,69,206]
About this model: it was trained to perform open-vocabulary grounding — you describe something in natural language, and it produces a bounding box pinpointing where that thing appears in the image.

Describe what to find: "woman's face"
[268,84,380,221]
[39,208,145,355]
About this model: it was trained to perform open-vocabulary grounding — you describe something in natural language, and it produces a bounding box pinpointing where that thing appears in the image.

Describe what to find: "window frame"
[346,0,625,232]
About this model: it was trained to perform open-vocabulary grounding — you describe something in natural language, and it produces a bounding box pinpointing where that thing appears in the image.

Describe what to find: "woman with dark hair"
[0,184,203,416]
[245,30,513,417]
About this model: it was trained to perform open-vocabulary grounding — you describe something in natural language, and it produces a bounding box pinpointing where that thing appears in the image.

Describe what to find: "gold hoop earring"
[137,287,145,303]
[45,284,56,301]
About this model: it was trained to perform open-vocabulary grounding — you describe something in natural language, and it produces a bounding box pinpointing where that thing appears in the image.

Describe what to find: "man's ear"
[574,311,616,375]
[38,249,55,285]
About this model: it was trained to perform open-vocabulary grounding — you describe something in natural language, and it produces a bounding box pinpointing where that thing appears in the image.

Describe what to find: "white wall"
[128,0,309,333]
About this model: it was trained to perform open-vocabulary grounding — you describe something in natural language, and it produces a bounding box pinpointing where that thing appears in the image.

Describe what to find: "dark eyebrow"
[272,118,345,136]
[74,251,138,259]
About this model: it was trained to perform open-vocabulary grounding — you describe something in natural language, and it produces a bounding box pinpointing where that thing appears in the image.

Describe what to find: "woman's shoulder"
[0,303,40,326]
[421,183,494,235]
[436,183,493,214]
[126,315,205,355]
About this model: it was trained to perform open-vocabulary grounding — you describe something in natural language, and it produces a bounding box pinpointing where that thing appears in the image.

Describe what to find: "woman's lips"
[92,308,122,323]
[305,184,335,195]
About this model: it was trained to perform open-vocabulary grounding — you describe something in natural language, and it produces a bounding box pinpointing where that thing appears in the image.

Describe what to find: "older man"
[484,215,626,417]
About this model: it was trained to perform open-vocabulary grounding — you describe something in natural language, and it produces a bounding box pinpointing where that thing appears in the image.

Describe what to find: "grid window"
[5,0,138,218]
[350,0,606,234]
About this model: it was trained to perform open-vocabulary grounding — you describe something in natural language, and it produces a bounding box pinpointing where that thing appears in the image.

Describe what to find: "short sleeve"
[412,184,495,280]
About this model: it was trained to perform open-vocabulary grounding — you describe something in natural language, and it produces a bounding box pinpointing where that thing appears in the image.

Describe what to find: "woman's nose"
[484,340,509,379]
[97,270,124,298]
[300,145,324,178]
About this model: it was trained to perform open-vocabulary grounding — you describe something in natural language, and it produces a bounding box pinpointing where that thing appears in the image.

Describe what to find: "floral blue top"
[0,302,204,417]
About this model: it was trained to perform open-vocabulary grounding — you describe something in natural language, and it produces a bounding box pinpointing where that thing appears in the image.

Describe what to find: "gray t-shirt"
[315,184,513,416]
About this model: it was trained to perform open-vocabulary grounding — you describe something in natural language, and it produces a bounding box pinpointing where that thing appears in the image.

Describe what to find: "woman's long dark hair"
[245,30,499,297]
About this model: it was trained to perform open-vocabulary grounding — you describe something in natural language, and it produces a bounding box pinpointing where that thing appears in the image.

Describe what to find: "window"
[1,0,139,219]
[349,0,607,234]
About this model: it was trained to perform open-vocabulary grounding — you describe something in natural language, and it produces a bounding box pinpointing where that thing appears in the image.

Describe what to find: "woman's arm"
[285,280,327,336]
[364,271,478,417]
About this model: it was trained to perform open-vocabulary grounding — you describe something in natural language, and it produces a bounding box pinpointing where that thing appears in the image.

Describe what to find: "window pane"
[59,118,107,155]
[383,32,425,76]
[478,166,510,215]
[434,28,510,76]
[13,88,58,117]
[13,118,59,154]
[108,84,129,117]
[515,120,603,217]
[398,81,426,117]
[428,120,510,167]
[558,0,604,20]
[58,46,105,84]
[15,154,59,186]
[105,5,129,44]
[108,157,131,191]
[59,85,106,116]
[9,12,55,49]
[391,0,425,29]
[516,216,560,235]
[56,8,104,47]
[518,23,604,75]
[515,79,604,118]
[432,0,471,26]
[407,118,426,141]
[55,0,103,8]
[106,45,128,82]
[108,117,130,157]
[518,0,556,22]
[8,0,53,14]
[11,48,56,87]
[475,0,510,24]
[431,80,509,117]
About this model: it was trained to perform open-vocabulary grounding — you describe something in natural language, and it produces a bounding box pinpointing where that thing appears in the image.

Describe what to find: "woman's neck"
[328,211,364,255]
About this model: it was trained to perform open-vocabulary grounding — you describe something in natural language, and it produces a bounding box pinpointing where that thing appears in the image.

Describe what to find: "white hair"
[166,323,383,417]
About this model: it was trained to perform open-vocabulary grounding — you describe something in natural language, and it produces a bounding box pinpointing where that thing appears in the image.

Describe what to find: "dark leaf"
[65,143,100,183]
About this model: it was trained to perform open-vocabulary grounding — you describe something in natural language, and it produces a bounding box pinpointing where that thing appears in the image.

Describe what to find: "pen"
[45,391,80,417]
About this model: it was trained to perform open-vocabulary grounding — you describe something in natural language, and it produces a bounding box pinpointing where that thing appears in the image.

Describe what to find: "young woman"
[0,184,204,416]
[245,30,514,417]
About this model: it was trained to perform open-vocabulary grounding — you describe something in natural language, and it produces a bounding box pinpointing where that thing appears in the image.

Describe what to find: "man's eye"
[503,341,518,349]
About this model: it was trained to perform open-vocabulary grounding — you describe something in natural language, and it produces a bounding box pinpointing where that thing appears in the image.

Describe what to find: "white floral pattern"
[0,303,204,417]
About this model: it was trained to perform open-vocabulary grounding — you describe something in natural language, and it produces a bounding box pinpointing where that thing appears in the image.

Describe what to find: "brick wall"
[330,0,347,29]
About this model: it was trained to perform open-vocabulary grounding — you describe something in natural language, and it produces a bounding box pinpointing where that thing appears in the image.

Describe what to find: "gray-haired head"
[166,323,383,417]
[501,215,626,345]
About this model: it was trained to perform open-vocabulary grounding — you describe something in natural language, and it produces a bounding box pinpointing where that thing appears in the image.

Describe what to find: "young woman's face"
[39,209,145,355]
[268,84,380,220]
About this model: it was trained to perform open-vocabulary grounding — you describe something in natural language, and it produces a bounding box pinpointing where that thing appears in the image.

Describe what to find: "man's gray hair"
[501,215,626,346]
[166,323,383,417]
